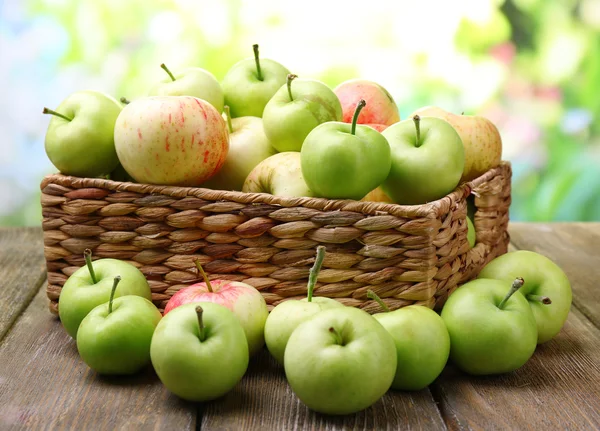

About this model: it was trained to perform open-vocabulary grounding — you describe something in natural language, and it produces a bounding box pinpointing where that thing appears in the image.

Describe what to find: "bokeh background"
[2,0,599,226]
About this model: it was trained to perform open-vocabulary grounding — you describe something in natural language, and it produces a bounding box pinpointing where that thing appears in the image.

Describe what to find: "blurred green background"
[2,0,599,226]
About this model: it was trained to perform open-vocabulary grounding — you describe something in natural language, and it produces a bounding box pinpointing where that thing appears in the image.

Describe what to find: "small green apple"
[76,276,162,375]
[479,250,571,343]
[441,277,538,375]
[148,63,224,113]
[381,115,465,204]
[368,290,450,391]
[43,90,122,177]
[263,74,342,152]
[284,306,397,415]
[150,302,249,402]
[59,250,152,339]
[222,44,290,118]
[242,152,314,197]
[301,99,392,200]
[202,106,277,191]
[264,246,344,365]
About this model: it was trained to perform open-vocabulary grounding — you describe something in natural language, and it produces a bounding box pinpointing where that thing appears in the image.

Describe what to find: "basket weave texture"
[41,161,511,315]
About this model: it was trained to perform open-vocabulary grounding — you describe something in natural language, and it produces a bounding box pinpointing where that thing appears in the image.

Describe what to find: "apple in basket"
[163,261,268,356]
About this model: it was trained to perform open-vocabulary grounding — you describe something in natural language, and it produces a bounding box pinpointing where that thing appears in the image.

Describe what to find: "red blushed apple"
[334,79,400,126]
[164,262,268,356]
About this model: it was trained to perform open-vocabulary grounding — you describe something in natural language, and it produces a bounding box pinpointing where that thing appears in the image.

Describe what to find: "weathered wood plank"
[0,227,46,342]
[509,222,600,328]
[0,286,196,430]
[201,348,446,430]
[431,307,600,430]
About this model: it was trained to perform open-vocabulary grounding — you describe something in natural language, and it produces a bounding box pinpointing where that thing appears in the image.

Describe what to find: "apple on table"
[77,276,162,375]
[43,90,123,177]
[242,152,314,198]
[163,260,269,356]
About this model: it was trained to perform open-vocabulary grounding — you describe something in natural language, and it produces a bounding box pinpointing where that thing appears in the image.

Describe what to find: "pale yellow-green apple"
[149,63,224,113]
[410,106,502,182]
[361,187,394,203]
[381,115,465,204]
[334,79,400,126]
[222,44,290,118]
[242,152,314,198]
[43,90,122,177]
[202,106,276,191]
[114,96,229,186]
[263,74,342,152]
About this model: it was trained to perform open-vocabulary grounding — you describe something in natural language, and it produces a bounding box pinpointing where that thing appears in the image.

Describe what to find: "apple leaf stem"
[42,107,72,122]
[351,99,367,135]
[287,74,297,102]
[329,327,344,345]
[498,277,525,310]
[413,115,422,147]
[307,246,326,302]
[108,275,121,314]
[83,249,98,284]
[224,105,234,134]
[253,44,263,81]
[194,260,213,293]
[160,63,176,81]
[366,290,390,312]
[120,97,131,105]
[526,294,552,305]
[196,305,206,342]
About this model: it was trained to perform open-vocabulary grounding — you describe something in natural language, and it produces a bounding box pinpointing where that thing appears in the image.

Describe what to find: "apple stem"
[160,63,176,81]
[307,246,326,302]
[120,97,131,105]
[287,74,297,102]
[413,115,422,147]
[83,249,98,284]
[224,105,234,134]
[526,294,552,305]
[253,44,264,81]
[196,305,206,342]
[498,277,525,310]
[351,99,367,135]
[42,107,72,122]
[329,327,344,345]
[194,260,213,293]
[367,290,390,312]
[108,275,121,314]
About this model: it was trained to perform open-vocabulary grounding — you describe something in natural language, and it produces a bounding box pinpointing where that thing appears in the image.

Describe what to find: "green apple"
[264,246,344,365]
[148,63,224,113]
[301,99,391,200]
[284,306,397,415]
[410,106,502,182]
[467,216,476,248]
[441,277,538,375]
[242,152,314,197]
[202,106,277,191]
[43,90,122,177]
[263,74,343,152]
[367,290,450,390]
[114,96,229,186]
[381,115,465,205]
[76,276,162,375]
[222,44,290,118]
[479,250,571,344]
[59,249,152,339]
[150,302,249,402]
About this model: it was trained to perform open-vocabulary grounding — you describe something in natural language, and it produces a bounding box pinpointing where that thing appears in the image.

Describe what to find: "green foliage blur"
[2,0,599,225]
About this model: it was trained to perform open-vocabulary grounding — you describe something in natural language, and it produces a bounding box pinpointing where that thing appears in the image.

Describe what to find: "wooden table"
[1,223,599,430]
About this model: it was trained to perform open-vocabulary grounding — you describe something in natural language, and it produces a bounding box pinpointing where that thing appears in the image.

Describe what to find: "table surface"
[0,223,599,430]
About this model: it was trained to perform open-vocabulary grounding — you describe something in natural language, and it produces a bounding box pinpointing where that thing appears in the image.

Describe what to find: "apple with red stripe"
[164,261,268,356]
[334,79,400,127]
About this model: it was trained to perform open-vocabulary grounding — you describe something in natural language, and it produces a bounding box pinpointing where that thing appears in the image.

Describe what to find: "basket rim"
[40,161,510,218]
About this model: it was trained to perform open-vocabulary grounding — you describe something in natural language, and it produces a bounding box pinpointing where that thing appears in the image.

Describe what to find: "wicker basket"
[40,161,511,315]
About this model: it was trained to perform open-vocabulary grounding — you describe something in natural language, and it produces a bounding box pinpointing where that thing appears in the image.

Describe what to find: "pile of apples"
[58,244,571,415]
[43,44,503,205]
